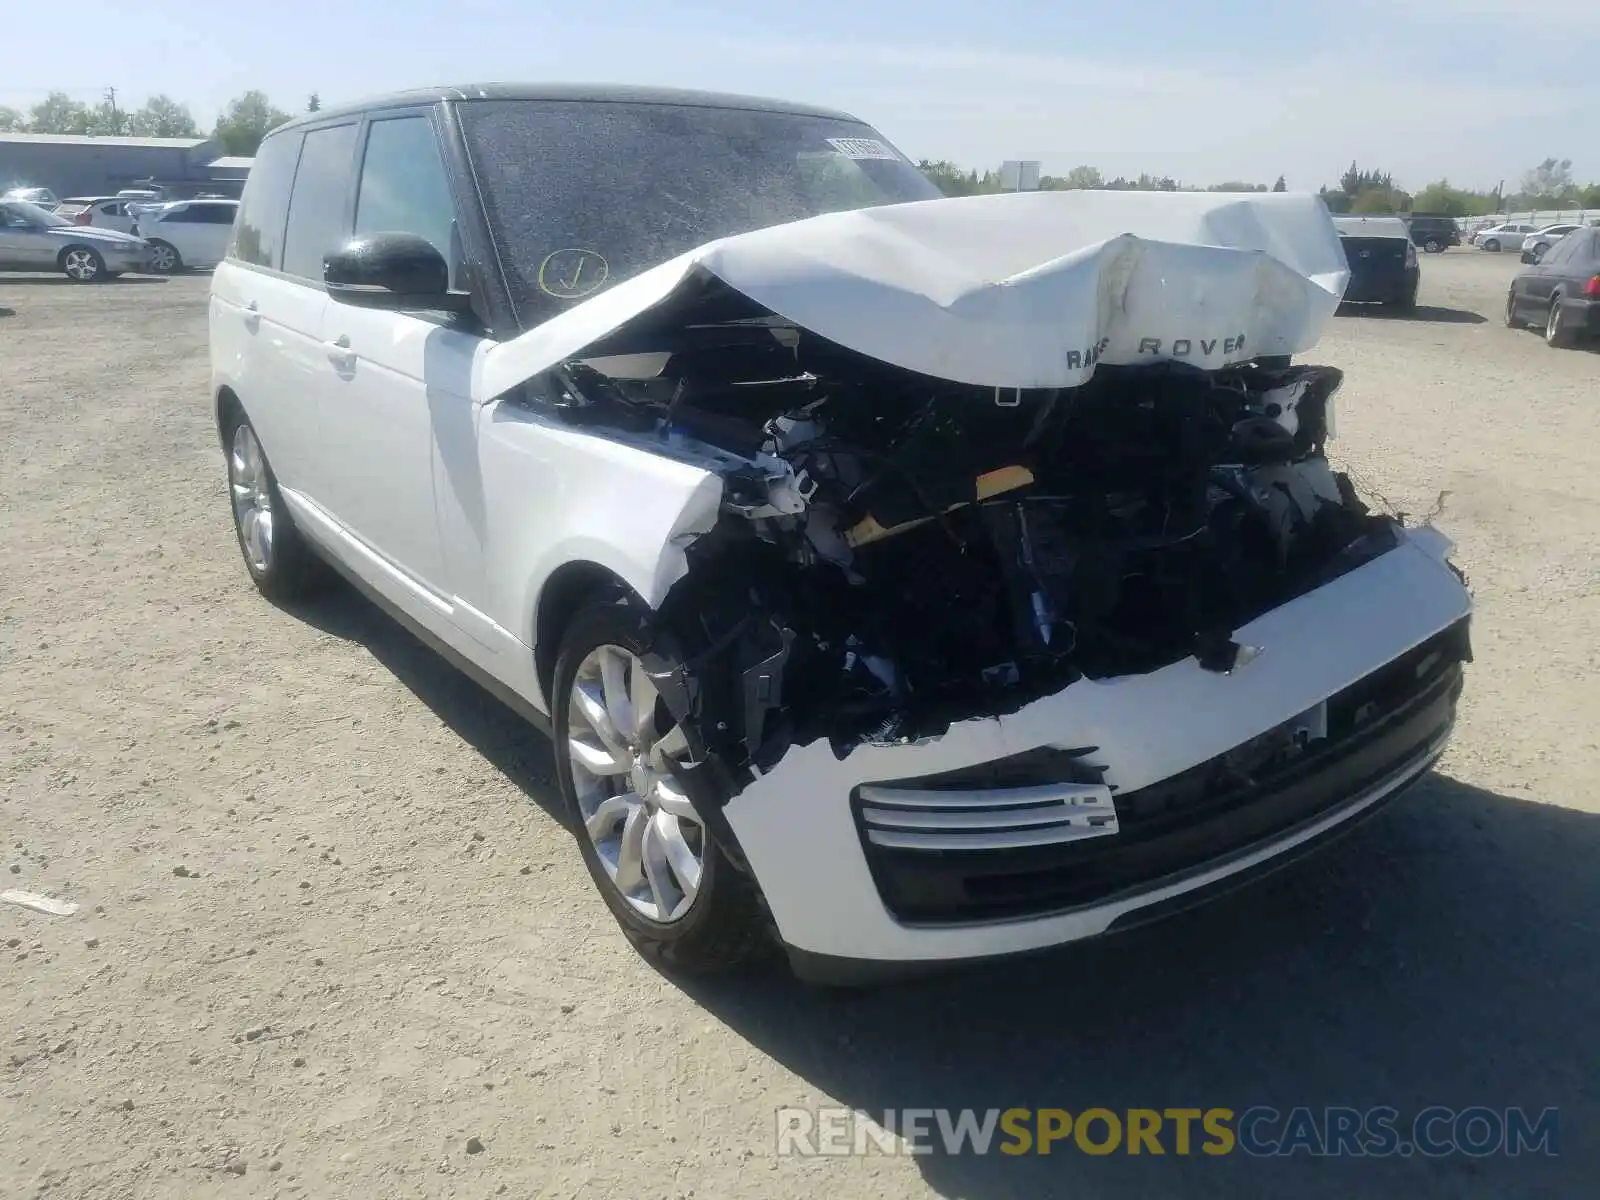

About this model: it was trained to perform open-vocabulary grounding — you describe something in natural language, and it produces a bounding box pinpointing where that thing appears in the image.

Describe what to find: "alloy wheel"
[62,249,101,281]
[149,243,177,273]
[566,644,705,923]
[1546,302,1562,345]
[229,423,275,572]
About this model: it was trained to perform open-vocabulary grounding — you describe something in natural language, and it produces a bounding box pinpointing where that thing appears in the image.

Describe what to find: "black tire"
[1389,289,1417,314]
[1482,238,1500,253]
[1424,238,1443,253]
[1545,294,1575,349]
[221,403,328,602]
[551,602,775,974]
[1504,290,1525,329]
[58,245,105,282]
[148,240,182,274]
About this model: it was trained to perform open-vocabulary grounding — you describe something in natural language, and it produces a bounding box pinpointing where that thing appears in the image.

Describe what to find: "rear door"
[1524,234,1579,306]
[184,201,239,266]
[209,123,352,507]
[1553,229,1599,294]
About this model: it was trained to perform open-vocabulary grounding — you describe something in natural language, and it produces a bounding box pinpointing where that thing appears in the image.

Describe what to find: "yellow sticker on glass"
[538,249,610,299]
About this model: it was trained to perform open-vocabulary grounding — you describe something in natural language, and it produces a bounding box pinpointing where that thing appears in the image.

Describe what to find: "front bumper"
[721,528,1472,968]
[102,245,152,271]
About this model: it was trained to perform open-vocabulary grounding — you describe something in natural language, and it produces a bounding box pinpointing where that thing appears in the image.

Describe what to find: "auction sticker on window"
[826,137,901,161]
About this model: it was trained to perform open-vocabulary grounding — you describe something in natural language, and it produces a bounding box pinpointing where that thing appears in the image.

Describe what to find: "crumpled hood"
[479,189,1350,398]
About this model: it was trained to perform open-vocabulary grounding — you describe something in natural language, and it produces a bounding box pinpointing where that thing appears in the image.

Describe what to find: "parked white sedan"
[54,196,143,235]
[131,198,240,273]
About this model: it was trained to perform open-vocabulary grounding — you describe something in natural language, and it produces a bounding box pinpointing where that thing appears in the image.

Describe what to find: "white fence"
[1464,210,1600,230]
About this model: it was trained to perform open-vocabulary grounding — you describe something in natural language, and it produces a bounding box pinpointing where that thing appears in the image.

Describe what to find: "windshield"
[1,200,70,228]
[458,99,942,326]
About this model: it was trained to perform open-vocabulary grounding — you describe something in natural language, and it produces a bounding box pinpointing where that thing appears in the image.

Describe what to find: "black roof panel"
[270,83,861,136]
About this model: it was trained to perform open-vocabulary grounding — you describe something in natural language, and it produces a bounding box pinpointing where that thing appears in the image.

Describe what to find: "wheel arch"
[55,244,102,270]
[533,560,638,704]
[215,385,245,449]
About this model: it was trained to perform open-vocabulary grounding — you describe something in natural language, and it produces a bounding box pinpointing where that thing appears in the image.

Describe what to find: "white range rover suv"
[210,84,1473,982]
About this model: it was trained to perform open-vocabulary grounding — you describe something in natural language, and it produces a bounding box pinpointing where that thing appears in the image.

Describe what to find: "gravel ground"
[1,251,1597,1199]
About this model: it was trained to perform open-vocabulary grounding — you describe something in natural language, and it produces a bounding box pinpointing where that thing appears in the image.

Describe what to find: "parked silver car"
[0,200,152,281]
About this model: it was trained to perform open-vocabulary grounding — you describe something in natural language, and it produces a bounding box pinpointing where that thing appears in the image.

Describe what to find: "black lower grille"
[854,619,1469,925]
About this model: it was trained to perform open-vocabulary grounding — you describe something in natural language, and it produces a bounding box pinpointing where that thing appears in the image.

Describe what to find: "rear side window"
[193,204,238,225]
[354,115,460,287]
[1543,236,1577,266]
[231,131,302,269]
[281,123,359,281]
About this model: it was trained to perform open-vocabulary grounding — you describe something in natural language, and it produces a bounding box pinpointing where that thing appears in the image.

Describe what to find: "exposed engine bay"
[531,282,1401,780]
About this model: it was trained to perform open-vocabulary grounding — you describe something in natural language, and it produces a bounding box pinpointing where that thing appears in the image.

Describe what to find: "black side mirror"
[324,232,472,313]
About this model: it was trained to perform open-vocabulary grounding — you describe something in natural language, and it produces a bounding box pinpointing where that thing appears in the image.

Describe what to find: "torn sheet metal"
[478,190,1351,398]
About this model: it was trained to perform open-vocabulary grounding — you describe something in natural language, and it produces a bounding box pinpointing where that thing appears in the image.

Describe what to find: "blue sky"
[5,0,1596,190]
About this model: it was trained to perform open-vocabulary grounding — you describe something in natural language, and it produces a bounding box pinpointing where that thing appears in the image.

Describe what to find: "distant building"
[0,133,252,200]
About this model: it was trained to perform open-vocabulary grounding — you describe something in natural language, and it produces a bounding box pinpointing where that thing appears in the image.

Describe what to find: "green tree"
[917,159,987,197]
[1350,186,1411,214]
[308,93,322,113]
[128,95,200,138]
[213,91,293,156]
[0,106,25,132]
[1209,181,1268,192]
[27,91,92,135]
[1057,165,1104,190]
[1272,175,1287,192]
[1520,157,1574,204]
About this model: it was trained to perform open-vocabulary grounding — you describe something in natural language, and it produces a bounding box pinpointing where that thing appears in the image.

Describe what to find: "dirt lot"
[1,251,1597,1199]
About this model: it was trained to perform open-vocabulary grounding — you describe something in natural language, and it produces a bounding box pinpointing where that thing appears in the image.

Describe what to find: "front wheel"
[552,603,773,973]
[1482,238,1501,253]
[60,246,105,282]
[1424,238,1443,253]
[223,408,327,601]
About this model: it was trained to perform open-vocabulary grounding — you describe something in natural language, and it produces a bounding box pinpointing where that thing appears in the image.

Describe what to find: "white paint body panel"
[480,189,1350,396]
[722,530,1470,962]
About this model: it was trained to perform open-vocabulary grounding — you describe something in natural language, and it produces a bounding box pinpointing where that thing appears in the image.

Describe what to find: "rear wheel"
[1482,238,1501,253]
[552,603,774,973]
[1424,237,1443,253]
[147,240,181,274]
[223,407,327,601]
[59,246,105,282]
[1545,294,1575,349]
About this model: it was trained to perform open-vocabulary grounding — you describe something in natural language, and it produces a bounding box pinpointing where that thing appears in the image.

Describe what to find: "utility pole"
[103,86,122,135]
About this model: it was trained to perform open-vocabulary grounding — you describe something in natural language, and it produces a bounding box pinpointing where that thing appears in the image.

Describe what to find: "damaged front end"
[525,279,1402,798]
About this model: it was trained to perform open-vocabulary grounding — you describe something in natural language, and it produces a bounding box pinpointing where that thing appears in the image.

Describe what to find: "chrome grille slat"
[858,781,1107,809]
[858,781,1119,851]
[861,804,1084,830]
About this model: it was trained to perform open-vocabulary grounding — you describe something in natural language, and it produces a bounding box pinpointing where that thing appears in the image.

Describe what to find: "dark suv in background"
[1406,214,1460,253]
